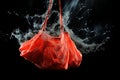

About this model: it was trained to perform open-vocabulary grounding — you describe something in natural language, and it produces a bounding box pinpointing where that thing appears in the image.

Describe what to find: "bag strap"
[41,0,64,33]
[58,0,64,33]
[41,0,52,31]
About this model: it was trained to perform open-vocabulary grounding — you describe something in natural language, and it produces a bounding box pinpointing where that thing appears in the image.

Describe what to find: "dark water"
[0,0,119,79]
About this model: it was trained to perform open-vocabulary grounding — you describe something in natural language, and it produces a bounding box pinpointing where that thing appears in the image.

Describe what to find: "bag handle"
[58,0,64,32]
[41,0,64,33]
[41,0,52,31]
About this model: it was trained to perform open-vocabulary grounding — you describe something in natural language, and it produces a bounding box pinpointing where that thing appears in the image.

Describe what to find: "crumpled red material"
[19,0,82,70]
[19,30,82,70]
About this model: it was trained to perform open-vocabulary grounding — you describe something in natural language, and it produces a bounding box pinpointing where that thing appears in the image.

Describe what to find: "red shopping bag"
[19,0,82,70]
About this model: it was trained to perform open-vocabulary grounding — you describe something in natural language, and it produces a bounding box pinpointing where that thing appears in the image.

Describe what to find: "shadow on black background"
[0,0,119,79]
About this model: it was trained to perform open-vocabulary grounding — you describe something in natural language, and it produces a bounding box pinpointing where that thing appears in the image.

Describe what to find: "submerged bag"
[19,0,82,70]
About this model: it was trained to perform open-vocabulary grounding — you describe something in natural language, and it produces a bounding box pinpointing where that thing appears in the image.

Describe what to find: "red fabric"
[19,30,82,70]
[19,0,82,70]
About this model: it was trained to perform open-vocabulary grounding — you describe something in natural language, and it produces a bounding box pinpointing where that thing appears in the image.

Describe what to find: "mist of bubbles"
[10,0,111,54]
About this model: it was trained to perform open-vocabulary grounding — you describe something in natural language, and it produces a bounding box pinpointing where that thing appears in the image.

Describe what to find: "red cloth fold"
[19,30,82,70]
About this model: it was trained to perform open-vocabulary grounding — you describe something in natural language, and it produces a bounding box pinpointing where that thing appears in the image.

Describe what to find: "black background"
[0,0,119,79]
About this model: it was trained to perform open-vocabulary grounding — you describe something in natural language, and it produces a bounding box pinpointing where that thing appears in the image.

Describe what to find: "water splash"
[10,0,111,54]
